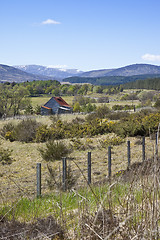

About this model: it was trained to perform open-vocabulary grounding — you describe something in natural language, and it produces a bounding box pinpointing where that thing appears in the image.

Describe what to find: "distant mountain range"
[79,64,160,78]
[1,63,160,85]
[14,65,83,80]
[15,63,160,79]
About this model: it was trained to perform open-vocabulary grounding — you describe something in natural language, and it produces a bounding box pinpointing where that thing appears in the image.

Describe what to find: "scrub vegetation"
[1,80,160,239]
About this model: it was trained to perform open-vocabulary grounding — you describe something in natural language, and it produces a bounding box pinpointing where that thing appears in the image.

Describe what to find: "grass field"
[0,114,156,203]
[0,111,159,239]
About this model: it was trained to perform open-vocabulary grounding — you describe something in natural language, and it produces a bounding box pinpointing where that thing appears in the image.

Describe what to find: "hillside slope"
[0,64,53,82]
[14,65,83,80]
[78,64,160,78]
[63,74,160,85]
[104,63,160,76]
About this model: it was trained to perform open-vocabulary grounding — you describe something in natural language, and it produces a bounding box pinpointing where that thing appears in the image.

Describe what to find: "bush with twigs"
[46,164,78,190]
[38,140,71,162]
[0,146,13,165]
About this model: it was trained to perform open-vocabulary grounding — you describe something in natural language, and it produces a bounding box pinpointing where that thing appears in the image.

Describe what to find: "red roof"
[41,106,52,109]
[54,97,71,107]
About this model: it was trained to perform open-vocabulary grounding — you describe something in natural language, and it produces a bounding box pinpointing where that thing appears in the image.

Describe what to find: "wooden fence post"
[88,152,91,184]
[108,146,111,178]
[155,132,158,157]
[37,163,41,197]
[134,105,136,112]
[142,136,145,161]
[62,157,67,191]
[127,141,131,168]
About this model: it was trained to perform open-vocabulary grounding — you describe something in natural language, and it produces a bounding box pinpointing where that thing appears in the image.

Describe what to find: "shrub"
[121,93,138,100]
[34,105,41,115]
[47,164,78,190]
[70,138,94,151]
[50,114,60,124]
[0,147,13,165]
[97,97,109,103]
[35,125,52,142]
[108,111,130,120]
[99,134,124,148]
[85,113,97,123]
[96,104,110,118]
[71,117,85,124]
[112,104,124,111]
[38,140,71,162]
[14,119,41,143]
[4,131,16,142]
[142,112,160,134]
[49,127,65,140]
[24,104,34,114]
[0,123,16,142]
[112,104,134,111]
[154,99,160,108]
[113,119,145,137]
[0,123,15,137]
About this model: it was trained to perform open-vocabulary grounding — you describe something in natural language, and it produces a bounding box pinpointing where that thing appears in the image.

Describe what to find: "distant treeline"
[63,74,160,86]
[123,77,160,90]
[1,80,123,96]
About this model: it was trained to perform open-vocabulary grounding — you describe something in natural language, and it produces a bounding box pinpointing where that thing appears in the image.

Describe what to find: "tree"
[154,99,160,108]
[51,88,60,96]
[11,86,30,116]
[0,84,30,117]
[67,85,78,95]
[73,102,81,112]
[93,86,103,93]
[0,85,14,117]
[85,103,96,113]
[77,84,89,95]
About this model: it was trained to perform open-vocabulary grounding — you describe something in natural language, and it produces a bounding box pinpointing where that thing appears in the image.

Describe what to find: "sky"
[1,0,160,71]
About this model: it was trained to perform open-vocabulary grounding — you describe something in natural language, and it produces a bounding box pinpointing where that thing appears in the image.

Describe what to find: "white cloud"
[142,53,160,62]
[41,19,61,25]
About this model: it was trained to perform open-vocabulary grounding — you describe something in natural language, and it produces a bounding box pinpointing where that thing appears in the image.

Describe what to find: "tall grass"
[1,165,160,239]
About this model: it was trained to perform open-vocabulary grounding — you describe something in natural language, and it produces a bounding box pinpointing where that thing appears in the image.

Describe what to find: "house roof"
[54,97,71,107]
[41,106,52,109]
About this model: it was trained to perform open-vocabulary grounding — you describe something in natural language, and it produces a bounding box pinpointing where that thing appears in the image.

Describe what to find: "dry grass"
[0,114,156,203]
[0,119,160,239]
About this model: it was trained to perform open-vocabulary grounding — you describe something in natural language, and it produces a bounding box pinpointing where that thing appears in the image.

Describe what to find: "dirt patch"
[80,207,119,240]
[0,215,64,240]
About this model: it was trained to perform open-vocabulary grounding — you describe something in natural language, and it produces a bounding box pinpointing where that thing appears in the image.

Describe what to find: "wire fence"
[0,135,158,202]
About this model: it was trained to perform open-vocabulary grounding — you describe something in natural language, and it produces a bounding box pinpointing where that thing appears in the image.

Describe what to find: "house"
[41,97,72,115]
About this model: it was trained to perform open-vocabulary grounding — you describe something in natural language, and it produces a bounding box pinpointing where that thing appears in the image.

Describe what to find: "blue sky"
[1,0,160,71]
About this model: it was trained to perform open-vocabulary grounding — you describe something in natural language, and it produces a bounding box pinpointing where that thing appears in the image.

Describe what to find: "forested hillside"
[123,77,160,90]
[63,74,160,85]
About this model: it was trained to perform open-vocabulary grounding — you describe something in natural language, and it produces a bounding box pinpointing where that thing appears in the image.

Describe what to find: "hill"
[79,63,160,78]
[63,74,160,85]
[14,65,83,80]
[79,69,115,77]
[0,64,54,83]
[1,63,160,84]
[103,63,160,76]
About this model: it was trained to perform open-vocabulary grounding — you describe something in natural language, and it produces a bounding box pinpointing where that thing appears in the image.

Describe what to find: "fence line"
[0,136,158,200]
[87,152,91,184]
